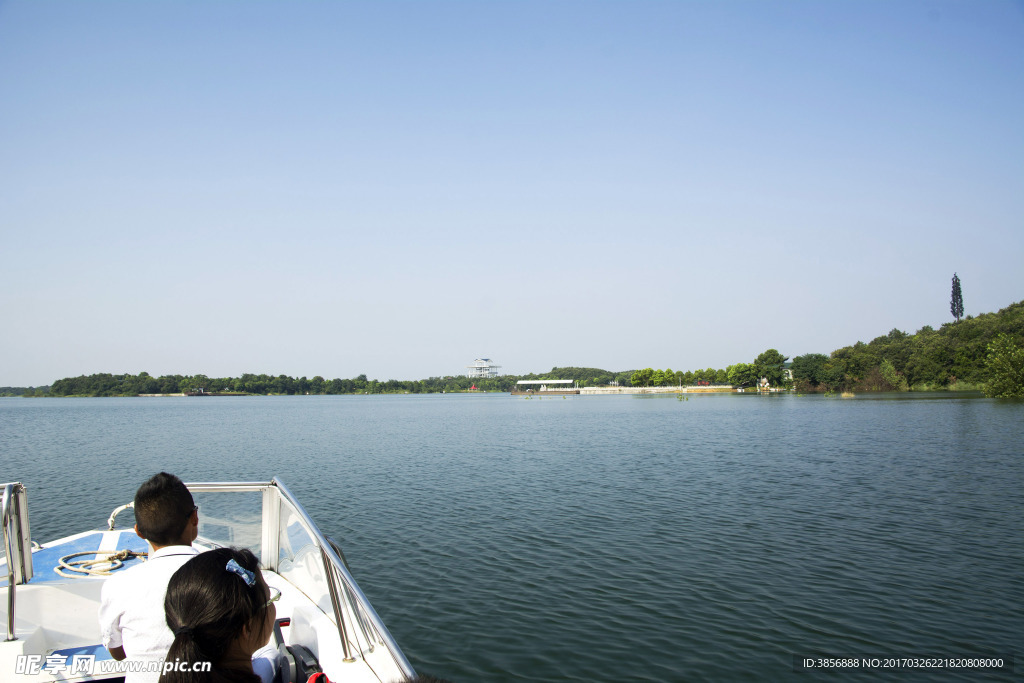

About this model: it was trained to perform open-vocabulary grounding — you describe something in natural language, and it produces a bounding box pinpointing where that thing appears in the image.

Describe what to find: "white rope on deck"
[55,548,148,578]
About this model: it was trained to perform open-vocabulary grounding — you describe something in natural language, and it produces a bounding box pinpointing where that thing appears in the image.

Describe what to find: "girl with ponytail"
[159,548,278,683]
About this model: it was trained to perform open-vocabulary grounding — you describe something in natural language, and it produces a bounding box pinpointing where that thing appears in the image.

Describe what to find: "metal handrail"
[3,482,23,642]
[272,479,415,677]
[107,501,134,530]
[185,479,416,678]
[327,536,376,653]
[321,545,355,662]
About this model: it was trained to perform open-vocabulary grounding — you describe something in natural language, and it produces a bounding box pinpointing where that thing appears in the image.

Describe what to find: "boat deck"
[2,530,149,588]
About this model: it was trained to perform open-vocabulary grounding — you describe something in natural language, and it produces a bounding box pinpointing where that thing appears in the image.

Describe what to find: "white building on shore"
[466,358,502,378]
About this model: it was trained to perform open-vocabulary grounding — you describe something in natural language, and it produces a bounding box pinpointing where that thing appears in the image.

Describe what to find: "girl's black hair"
[160,547,269,683]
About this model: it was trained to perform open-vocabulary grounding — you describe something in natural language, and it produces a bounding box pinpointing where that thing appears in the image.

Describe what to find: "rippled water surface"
[2,394,1021,681]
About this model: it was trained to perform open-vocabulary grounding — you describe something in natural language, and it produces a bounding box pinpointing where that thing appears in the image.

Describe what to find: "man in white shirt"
[99,473,200,683]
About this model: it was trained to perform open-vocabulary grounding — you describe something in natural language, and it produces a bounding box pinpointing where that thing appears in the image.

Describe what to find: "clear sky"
[2,0,1022,386]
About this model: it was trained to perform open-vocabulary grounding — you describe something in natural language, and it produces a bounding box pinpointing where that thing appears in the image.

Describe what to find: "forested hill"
[791,300,1024,392]
[23,299,1024,397]
[40,368,636,397]
[1,385,49,397]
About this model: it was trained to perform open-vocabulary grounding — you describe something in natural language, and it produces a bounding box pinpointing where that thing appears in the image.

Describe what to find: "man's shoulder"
[134,546,200,579]
[149,545,200,561]
[100,557,139,597]
[101,546,199,597]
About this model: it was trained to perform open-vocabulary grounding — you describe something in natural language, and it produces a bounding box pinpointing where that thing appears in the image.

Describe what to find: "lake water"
[2,393,1021,681]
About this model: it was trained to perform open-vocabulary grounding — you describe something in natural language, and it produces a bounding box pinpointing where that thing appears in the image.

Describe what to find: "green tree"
[631,368,654,387]
[179,375,211,394]
[951,273,964,322]
[754,349,789,387]
[727,362,758,387]
[983,333,1024,398]
[879,358,909,392]
[271,375,293,394]
[790,354,829,388]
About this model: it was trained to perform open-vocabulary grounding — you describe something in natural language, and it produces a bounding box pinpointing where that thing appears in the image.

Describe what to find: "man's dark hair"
[134,472,195,546]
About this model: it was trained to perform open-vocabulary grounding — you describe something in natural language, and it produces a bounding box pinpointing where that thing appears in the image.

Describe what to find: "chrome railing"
[2,482,33,642]
[183,480,415,679]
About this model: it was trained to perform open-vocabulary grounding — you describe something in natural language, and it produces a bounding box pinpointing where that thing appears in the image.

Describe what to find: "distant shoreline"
[7,385,992,398]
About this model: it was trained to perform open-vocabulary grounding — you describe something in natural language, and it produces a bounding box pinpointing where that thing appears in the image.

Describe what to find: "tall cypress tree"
[951,273,964,322]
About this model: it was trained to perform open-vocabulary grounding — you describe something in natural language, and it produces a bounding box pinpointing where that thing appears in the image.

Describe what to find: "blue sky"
[2,0,1022,386]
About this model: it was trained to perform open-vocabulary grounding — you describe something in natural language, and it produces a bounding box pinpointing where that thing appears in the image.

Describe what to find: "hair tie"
[173,625,193,637]
[226,558,256,586]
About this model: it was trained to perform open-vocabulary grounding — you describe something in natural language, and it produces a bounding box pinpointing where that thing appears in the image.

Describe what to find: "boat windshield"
[184,480,413,677]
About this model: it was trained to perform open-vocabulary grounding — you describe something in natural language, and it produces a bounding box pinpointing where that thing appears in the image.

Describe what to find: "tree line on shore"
[628,301,1023,397]
[628,349,789,389]
[11,300,1024,399]
[40,369,631,397]
[790,300,1023,396]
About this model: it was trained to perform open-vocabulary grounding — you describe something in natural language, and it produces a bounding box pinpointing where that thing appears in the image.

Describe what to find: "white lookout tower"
[466,358,502,379]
